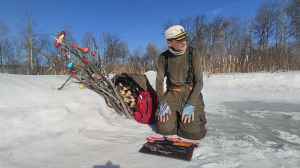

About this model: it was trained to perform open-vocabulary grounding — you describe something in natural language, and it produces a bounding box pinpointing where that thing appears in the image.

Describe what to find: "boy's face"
[167,38,187,52]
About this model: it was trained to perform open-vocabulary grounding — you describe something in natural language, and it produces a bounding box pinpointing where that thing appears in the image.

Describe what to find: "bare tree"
[287,0,300,42]
[18,11,41,75]
[225,15,241,57]
[117,41,129,64]
[144,39,161,71]
[34,33,48,74]
[99,31,122,72]
[162,18,177,37]
[209,15,228,60]
[0,19,11,73]
[8,36,23,74]
[248,18,255,55]
[81,31,94,63]
[106,31,121,66]
[253,0,280,52]
[0,42,2,73]
[286,0,300,70]
[129,46,143,74]
[179,15,196,45]
[64,24,77,63]
[193,14,209,54]
[99,31,108,70]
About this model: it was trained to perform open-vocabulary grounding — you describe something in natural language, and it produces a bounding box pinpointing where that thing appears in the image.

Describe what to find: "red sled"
[134,92,158,124]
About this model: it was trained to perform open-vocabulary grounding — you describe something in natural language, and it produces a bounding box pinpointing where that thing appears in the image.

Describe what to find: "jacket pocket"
[199,115,207,123]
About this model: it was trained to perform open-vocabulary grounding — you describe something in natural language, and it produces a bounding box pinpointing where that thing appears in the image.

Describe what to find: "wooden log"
[130,97,136,102]
[130,102,137,109]
[123,85,131,91]
[120,90,126,95]
[125,90,132,97]
[131,92,137,98]
[124,97,130,103]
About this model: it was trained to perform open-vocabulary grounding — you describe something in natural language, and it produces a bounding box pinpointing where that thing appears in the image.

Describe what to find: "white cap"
[164,25,188,40]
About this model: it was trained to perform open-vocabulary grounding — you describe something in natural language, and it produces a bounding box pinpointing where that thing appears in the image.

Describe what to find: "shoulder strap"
[164,51,168,77]
[165,51,172,87]
[186,47,193,85]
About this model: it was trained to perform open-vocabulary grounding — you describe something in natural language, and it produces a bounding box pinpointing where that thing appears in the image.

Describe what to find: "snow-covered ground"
[0,71,299,168]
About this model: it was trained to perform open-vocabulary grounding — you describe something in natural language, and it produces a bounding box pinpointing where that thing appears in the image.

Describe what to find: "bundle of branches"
[34,29,132,119]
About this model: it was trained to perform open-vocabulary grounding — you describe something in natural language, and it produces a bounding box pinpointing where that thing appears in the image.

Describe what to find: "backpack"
[134,92,158,124]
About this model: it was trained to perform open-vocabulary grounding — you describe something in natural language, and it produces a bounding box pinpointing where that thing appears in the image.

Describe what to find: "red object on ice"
[61,48,66,53]
[54,31,66,48]
[72,43,90,53]
[91,51,97,56]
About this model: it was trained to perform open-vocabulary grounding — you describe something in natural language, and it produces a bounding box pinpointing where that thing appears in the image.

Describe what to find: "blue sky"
[0,0,263,52]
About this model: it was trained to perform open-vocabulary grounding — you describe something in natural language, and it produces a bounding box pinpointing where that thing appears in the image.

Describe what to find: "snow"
[0,71,300,168]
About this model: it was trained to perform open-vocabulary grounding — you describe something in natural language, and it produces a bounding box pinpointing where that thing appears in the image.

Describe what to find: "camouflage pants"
[156,86,207,140]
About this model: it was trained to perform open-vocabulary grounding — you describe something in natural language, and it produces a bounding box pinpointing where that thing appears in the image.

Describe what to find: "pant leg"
[156,90,179,135]
[178,94,207,140]
[156,111,178,135]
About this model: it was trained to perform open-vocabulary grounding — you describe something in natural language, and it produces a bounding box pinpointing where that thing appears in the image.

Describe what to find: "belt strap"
[168,87,193,92]
[186,47,193,84]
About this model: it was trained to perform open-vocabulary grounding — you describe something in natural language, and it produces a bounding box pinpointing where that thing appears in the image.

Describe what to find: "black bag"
[112,73,157,122]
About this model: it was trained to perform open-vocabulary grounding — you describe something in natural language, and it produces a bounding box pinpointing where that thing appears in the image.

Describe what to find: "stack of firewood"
[115,82,138,115]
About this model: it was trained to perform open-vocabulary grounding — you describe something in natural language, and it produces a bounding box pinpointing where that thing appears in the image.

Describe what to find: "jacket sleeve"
[187,50,203,107]
[156,54,166,107]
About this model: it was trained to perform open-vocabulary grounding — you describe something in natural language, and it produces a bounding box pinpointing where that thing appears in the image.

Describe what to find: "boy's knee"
[156,121,177,135]
[178,127,207,140]
[178,115,207,140]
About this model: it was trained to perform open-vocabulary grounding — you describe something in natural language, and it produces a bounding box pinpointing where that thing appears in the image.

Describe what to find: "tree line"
[0,0,299,75]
